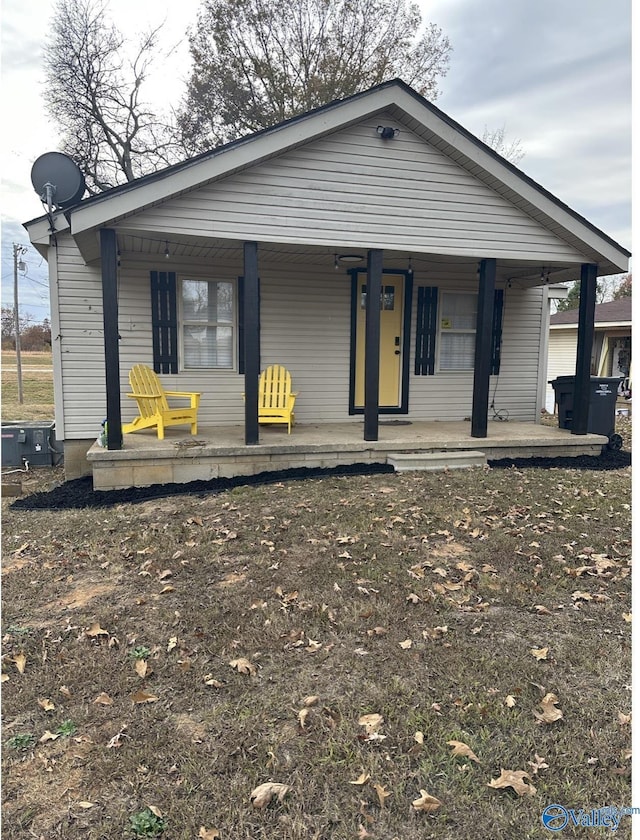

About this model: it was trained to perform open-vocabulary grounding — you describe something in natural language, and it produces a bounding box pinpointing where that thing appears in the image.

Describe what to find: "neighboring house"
[24,79,630,481]
[546,298,632,412]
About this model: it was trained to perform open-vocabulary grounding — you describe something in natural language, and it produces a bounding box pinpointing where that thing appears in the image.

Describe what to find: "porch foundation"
[86,421,608,491]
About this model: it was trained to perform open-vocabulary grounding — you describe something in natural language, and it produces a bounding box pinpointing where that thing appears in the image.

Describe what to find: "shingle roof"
[550,297,632,325]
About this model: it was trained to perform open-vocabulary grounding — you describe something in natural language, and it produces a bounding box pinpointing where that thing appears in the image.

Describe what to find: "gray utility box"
[1,422,56,467]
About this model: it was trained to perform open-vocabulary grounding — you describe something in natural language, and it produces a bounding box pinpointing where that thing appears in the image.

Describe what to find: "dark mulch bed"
[9,449,630,511]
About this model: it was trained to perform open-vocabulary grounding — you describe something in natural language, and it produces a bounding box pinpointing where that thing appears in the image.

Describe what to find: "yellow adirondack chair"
[258,364,297,433]
[122,364,200,440]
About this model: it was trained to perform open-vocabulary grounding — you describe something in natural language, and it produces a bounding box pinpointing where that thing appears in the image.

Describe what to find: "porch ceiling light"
[337,254,364,263]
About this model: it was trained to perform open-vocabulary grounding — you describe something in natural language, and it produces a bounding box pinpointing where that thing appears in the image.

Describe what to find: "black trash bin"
[549,376,622,450]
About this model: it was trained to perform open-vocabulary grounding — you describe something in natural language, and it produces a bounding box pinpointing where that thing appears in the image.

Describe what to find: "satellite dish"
[30,152,86,213]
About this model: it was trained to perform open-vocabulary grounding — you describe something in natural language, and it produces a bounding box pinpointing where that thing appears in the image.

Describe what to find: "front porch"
[87,419,607,490]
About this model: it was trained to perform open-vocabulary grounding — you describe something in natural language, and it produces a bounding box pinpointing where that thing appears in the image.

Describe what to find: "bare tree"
[613,273,632,299]
[43,0,184,192]
[482,125,524,165]
[178,0,452,153]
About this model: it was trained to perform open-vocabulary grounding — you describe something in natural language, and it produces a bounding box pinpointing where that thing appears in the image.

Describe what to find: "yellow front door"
[354,275,404,408]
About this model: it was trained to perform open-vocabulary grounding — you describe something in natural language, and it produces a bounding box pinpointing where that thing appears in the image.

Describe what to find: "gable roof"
[550,297,632,326]
[24,79,630,275]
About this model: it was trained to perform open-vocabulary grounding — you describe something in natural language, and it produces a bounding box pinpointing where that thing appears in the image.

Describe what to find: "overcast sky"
[0,0,632,322]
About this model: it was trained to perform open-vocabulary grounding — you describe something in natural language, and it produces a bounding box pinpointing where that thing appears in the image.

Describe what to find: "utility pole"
[13,243,27,404]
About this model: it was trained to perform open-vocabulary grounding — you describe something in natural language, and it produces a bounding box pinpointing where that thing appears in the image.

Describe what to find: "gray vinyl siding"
[55,235,544,438]
[53,234,107,439]
[118,113,586,263]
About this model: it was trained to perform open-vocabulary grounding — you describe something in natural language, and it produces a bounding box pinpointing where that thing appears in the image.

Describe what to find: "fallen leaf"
[158,569,173,580]
[198,828,221,840]
[504,695,517,708]
[135,659,149,678]
[399,639,413,650]
[530,647,549,661]
[571,591,593,602]
[85,622,109,637]
[203,674,223,688]
[76,801,95,809]
[250,782,290,809]
[528,753,549,774]
[159,585,175,594]
[488,768,536,796]
[414,731,424,744]
[1,674,9,683]
[349,771,371,786]
[131,689,158,704]
[229,658,257,676]
[13,653,26,674]
[59,685,72,697]
[39,730,60,742]
[93,692,114,705]
[106,727,127,748]
[38,698,55,712]
[303,695,319,707]
[358,713,384,735]
[533,605,552,615]
[447,740,480,763]
[412,789,442,812]
[373,782,391,808]
[356,825,373,839]
[622,613,632,622]
[167,637,178,652]
[618,711,631,726]
[534,692,563,724]
[298,708,311,729]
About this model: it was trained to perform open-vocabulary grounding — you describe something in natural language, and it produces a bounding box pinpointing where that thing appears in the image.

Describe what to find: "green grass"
[1,444,631,839]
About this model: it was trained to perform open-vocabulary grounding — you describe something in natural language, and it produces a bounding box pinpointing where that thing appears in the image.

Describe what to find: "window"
[360,284,396,310]
[181,278,235,369]
[438,292,477,371]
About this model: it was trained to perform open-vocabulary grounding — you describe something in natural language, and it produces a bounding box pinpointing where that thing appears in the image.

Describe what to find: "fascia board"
[550,321,631,330]
[24,213,70,244]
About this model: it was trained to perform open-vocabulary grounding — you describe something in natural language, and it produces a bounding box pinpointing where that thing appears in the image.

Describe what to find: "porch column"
[364,249,383,441]
[572,263,597,435]
[100,228,122,450]
[243,241,260,445]
[471,257,496,438]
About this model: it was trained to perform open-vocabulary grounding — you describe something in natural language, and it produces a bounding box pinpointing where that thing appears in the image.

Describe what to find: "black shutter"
[150,270,178,374]
[237,275,260,375]
[490,289,504,375]
[415,286,438,375]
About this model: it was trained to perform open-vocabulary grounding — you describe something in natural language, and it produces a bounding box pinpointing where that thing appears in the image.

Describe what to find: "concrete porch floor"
[87,419,608,490]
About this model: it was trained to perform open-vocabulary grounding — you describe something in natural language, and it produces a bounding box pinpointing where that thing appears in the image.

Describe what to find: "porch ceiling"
[112,229,586,289]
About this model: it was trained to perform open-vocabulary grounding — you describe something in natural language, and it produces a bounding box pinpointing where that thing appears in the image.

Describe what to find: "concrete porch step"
[387,450,487,472]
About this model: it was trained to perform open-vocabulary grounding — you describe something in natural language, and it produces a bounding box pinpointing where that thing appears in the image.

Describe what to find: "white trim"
[550,320,631,330]
[48,244,65,438]
[537,285,550,418]
[177,274,238,372]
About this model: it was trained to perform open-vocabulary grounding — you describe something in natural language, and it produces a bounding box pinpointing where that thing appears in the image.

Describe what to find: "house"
[24,79,630,489]
[546,297,632,412]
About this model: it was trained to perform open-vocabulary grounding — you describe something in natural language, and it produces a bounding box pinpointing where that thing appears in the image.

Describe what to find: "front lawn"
[2,440,631,838]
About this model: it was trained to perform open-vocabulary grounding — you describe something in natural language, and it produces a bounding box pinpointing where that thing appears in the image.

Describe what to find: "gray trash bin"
[549,376,622,450]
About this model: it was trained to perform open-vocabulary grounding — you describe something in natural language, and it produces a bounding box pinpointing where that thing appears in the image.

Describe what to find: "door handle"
[394,350,401,355]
